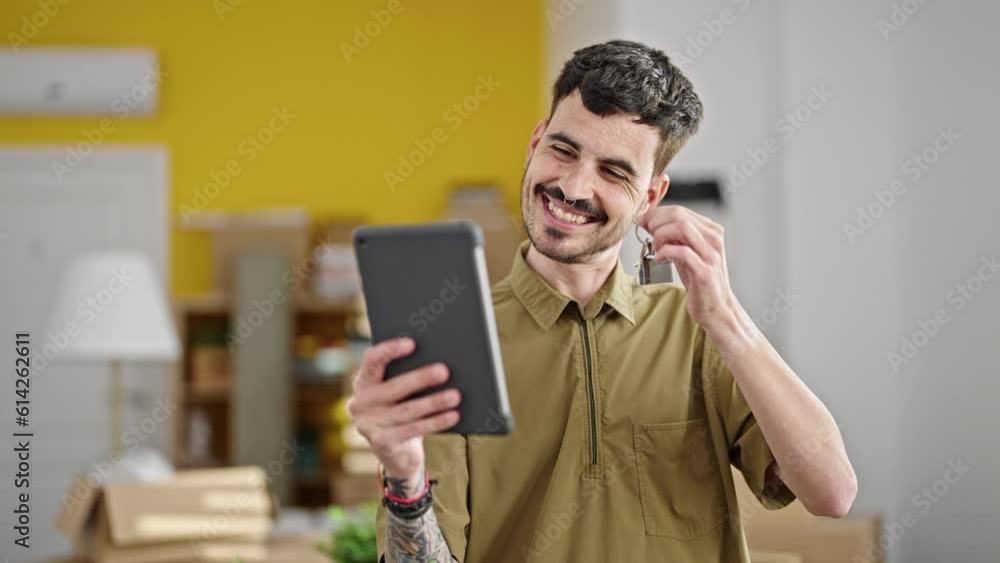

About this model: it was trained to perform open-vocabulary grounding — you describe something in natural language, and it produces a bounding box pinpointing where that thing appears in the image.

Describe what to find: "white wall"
[547,1,1000,561]
[783,2,1000,561]
[893,2,1000,560]
[780,0,901,524]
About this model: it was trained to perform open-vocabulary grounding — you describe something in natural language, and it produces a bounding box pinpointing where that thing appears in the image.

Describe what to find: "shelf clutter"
[56,466,276,563]
[174,209,378,509]
[171,189,524,511]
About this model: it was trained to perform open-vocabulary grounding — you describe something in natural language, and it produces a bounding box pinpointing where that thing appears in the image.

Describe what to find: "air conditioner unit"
[0,48,160,116]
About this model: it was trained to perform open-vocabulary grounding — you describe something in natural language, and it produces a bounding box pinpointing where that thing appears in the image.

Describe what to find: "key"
[638,241,675,285]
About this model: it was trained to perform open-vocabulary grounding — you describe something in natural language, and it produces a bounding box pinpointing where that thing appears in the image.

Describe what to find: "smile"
[541,194,599,226]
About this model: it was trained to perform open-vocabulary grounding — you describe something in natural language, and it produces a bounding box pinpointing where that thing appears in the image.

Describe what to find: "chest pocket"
[633,419,729,539]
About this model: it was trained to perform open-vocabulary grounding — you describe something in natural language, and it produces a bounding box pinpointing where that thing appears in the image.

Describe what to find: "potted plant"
[317,503,378,563]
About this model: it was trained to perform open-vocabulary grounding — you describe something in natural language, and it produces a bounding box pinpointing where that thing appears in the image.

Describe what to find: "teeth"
[547,199,589,225]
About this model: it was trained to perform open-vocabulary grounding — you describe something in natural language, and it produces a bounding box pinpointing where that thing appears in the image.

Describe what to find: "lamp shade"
[47,252,179,362]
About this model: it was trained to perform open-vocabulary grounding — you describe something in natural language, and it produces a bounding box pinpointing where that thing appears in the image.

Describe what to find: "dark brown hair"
[551,40,704,174]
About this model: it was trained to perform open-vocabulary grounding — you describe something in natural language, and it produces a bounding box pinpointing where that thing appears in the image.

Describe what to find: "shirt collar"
[509,240,636,329]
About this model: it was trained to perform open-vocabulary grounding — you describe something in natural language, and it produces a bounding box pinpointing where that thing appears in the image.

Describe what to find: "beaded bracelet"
[378,465,438,520]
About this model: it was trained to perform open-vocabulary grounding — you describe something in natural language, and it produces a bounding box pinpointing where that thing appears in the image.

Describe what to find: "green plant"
[317,503,378,563]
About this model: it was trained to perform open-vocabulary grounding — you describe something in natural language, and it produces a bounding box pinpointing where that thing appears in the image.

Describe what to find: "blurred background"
[0,1,997,562]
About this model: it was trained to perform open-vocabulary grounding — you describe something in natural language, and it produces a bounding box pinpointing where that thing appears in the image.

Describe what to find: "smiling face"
[521,90,668,264]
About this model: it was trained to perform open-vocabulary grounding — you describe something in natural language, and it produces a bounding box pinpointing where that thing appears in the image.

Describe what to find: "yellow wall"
[0,0,545,295]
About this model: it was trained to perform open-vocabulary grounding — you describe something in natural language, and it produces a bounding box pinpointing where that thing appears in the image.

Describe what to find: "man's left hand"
[639,205,738,329]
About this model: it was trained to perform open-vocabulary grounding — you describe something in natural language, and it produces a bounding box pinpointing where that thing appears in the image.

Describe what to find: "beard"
[520,171,634,264]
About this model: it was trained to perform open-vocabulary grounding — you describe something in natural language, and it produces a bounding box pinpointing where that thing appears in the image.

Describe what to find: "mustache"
[534,184,606,220]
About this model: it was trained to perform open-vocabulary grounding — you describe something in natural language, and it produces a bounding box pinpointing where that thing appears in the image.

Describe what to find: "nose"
[560,165,594,202]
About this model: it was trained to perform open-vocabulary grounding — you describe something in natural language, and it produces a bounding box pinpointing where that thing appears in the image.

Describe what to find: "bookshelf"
[172,290,378,508]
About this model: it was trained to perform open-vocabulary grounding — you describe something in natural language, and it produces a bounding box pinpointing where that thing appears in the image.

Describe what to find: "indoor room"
[0,1,996,562]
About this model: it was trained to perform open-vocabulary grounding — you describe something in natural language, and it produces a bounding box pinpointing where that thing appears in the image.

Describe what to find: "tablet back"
[353,222,513,435]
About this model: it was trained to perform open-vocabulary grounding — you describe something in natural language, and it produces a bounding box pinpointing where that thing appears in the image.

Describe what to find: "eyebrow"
[545,131,639,180]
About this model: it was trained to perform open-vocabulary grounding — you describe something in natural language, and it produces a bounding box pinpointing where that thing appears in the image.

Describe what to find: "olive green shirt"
[378,241,795,562]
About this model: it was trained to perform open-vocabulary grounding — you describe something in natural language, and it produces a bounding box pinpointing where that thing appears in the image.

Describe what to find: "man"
[349,40,857,562]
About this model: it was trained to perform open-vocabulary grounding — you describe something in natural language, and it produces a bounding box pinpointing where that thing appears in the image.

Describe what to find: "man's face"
[521,90,666,264]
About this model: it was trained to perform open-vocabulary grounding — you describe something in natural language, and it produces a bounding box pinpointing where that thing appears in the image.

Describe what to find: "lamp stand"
[111,359,123,451]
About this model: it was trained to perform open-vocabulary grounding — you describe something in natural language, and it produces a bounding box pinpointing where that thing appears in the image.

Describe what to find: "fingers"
[347,339,461,474]
[355,337,415,391]
[649,221,714,265]
[655,243,705,282]
[379,410,462,446]
[643,205,724,264]
[376,388,462,426]
[643,206,724,245]
[362,362,450,409]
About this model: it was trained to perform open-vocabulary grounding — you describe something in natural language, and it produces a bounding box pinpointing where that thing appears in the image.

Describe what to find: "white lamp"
[48,252,179,447]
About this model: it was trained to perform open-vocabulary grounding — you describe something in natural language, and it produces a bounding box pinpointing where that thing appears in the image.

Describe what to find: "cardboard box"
[310,219,365,301]
[56,466,278,563]
[179,208,309,295]
[43,532,331,563]
[733,468,882,563]
[330,471,380,508]
[189,346,230,395]
[442,187,524,285]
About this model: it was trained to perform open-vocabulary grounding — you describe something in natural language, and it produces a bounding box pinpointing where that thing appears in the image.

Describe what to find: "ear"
[639,173,670,216]
[525,119,549,166]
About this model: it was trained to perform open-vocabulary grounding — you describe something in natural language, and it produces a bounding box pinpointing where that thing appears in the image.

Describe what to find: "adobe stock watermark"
[384,75,501,192]
[35,267,136,374]
[887,253,998,372]
[843,126,959,244]
[7,0,72,52]
[223,231,343,350]
[682,287,798,401]
[60,397,177,509]
[367,407,512,504]
[545,0,587,29]
[877,0,931,42]
[733,421,843,525]
[673,0,753,66]
[352,277,469,383]
[843,127,961,244]
[340,0,408,63]
[749,287,798,335]
[0,232,8,246]
[179,107,295,224]
[51,65,167,182]
[719,287,799,366]
[856,458,969,563]
[521,456,629,561]
[213,0,245,21]
[400,278,468,335]
[189,439,306,556]
[726,85,834,194]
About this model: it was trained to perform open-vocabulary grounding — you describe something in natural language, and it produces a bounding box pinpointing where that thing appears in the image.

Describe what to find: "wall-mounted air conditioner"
[0,48,160,116]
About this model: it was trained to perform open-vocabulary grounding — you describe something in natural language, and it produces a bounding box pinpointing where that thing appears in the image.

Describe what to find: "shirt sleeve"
[376,433,471,562]
[701,330,797,510]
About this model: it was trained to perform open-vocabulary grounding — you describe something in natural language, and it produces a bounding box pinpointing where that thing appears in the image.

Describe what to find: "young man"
[349,40,857,562]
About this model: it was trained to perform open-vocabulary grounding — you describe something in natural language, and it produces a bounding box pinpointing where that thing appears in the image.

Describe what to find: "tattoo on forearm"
[384,474,455,563]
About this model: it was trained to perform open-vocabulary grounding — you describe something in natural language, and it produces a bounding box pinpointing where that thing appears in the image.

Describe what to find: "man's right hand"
[347,337,462,497]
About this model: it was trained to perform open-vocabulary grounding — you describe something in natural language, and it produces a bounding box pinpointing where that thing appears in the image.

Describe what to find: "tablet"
[353,221,513,435]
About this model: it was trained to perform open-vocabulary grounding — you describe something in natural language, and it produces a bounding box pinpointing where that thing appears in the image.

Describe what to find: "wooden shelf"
[296,294,358,314]
[173,279,366,509]
[175,292,358,315]
[294,361,356,379]
[175,293,229,315]
[184,383,231,403]
[182,458,229,469]
[294,473,330,488]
